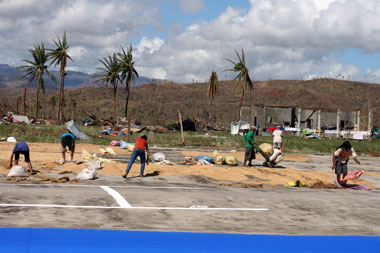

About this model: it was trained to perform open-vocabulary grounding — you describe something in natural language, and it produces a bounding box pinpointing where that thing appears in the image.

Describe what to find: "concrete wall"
[241,106,358,131]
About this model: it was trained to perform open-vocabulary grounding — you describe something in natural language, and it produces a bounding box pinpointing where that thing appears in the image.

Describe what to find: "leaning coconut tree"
[207,71,219,122]
[18,43,56,119]
[224,49,253,122]
[48,31,72,123]
[117,44,139,119]
[96,53,122,122]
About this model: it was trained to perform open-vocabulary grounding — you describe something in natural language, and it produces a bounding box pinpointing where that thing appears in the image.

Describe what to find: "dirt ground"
[0,142,377,189]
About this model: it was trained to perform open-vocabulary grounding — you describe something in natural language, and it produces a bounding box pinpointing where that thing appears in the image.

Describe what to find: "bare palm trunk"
[237,88,245,122]
[58,56,66,123]
[124,80,130,118]
[16,98,19,114]
[23,87,26,116]
[113,89,117,123]
[209,96,213,122]
[36,84,40,119]
[71,105,75,120]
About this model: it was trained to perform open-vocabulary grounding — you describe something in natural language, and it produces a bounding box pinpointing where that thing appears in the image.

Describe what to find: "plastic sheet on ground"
[120,140,135,151]
[195,155,214,164]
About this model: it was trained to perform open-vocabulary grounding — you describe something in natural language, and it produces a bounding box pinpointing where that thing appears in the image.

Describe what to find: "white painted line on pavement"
[0,203,268,211]
[0,183,213,190]
[99,186,132,208]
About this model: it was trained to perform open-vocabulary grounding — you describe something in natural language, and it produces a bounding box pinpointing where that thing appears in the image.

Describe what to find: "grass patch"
[0,124,379,155]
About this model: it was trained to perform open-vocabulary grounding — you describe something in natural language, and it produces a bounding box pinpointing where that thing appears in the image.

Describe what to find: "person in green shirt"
[243,127,256,167]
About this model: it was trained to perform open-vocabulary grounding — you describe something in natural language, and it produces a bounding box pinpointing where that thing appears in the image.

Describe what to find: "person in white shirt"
[332,141,360,185]
[272,126,283,151]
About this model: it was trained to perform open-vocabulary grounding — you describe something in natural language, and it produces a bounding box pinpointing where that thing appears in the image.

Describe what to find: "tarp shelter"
[231,121,250,135]
[12,115,29,124]
[66,120,90,141]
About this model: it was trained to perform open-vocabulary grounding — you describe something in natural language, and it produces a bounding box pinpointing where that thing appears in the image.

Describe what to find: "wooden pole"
[16,98,19,115]
[368,110,372,140]
[127,111,131,143]
[178,110,184,144]
[336,109,341,138]
[23,87,26,116]
[297,108,301,136]
[317,110,321,130]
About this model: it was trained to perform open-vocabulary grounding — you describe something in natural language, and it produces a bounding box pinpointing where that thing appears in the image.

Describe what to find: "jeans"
[125,148,146,176]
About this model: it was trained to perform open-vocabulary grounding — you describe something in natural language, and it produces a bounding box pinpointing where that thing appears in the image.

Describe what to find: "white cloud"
[133,0,380,82]
[2,0,380,83]
[136,37,164,54]
[179,0,204,13]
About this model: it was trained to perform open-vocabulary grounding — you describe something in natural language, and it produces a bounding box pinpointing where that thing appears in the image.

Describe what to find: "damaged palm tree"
[18,43,56,119]
[117,44,139,119]
[96,53,122,123]
[48,31,72,123]
[224,49,253,122]
[207,71,219,123]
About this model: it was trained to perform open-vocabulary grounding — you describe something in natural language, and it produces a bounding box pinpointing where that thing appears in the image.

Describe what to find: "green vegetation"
[1,124,379,156]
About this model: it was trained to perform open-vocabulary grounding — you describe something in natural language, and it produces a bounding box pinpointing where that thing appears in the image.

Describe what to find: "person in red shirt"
[123,135,150,178]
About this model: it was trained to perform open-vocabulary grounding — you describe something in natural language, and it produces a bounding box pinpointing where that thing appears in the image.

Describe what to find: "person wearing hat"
[272,126,283,152]
[243,127,256,167]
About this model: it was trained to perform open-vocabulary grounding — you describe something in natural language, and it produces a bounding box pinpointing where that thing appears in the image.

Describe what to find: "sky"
[1,0,380,83]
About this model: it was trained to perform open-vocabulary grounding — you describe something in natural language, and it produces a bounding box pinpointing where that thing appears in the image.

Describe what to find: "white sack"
[7,137,16,143]
[85,160,102,170]
[8,165,29,177]
[152,152,166,162]
[76,168,98,180]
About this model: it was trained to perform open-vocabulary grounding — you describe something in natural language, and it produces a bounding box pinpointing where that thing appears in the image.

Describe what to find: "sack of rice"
[225,156,238,166]
[258,143,273,156]
[214,155,225,165]
[126,145,135,152]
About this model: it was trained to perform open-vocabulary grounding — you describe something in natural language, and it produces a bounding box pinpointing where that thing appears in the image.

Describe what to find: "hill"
[0,64,162,89]
[1,78,379,127]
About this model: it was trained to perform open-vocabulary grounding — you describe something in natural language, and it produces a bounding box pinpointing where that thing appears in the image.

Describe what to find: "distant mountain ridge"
[0,63,162,89]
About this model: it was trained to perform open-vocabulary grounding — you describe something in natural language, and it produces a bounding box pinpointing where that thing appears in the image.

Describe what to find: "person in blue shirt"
[61,133,76,162]
[9,141,33,174]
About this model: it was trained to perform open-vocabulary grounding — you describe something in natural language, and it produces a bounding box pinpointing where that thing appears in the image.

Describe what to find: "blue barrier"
[0,227,379,252]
